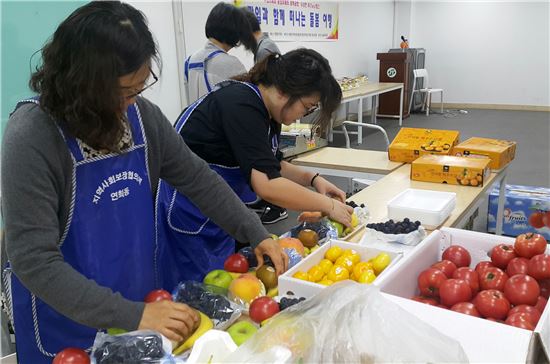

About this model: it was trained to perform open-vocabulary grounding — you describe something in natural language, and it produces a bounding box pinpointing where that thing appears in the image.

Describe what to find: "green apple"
[329,220,344,237]
[227,320,258,346]
[203,269,233,290]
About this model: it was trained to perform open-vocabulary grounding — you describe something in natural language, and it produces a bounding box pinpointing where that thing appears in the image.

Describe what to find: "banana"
[172,311,213,355]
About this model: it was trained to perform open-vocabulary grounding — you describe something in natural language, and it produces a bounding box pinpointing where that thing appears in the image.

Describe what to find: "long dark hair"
[30,1,159,152]
[233,49,342,132]
[205,2,256,52]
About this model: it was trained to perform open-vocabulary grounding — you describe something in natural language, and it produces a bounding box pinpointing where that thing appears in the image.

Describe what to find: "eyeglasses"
[299,98,320,117]
[123,68,158,100]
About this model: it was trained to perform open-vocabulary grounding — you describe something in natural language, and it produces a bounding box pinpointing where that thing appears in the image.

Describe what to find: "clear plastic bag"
[172,281,241,330]
[230,281,469,363]
[91,330,178,364]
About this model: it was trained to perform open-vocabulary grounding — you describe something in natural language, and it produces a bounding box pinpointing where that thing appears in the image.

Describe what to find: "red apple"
[249,296,280,323]
[224,253,249,273]
[144,289,172,303]
[53,348,90,364]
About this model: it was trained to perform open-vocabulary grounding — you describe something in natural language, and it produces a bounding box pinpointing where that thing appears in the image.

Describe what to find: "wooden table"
[331,82,404,144]
[290,147,403,180]
[347,164,509,240]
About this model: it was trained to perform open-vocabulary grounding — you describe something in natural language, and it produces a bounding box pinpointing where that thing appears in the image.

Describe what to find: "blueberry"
[403,218,410,223]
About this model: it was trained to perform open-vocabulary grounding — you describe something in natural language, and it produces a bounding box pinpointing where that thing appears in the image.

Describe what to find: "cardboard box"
[411,154,491,187]
[488,184,550,240]
[376,227,550,363]
[278,240,401,299]
[452,137,516,170]
[388,127,460,163]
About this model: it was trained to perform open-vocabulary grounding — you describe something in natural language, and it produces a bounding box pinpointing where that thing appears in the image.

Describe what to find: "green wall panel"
[1,1,86,137]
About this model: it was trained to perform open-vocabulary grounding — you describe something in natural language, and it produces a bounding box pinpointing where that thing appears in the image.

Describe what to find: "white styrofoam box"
[387,188,456,229]
[376,227,550,363]
[278,240,402,299]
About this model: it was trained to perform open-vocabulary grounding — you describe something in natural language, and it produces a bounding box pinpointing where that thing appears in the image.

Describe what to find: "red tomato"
[503,274,540,305]
[514,233,547,258]
[411,295,439,306]
[534,295,548,312]
[53,348,90,364]
[539,279,550,298]
[543,211,550,228]
[439,279,472,307]
[479,267,509,291]
[527,254,550,280]
[473,289,511,320]
[505,312,535,331]
[508,305,541,326]
[490,244,517,269]
[529,212,546,229]
[506,257,530,276]
[442,245,472,268]
[451,302,481,317]
[417,268,448,297]
[475,261,495,276]
[144,289,172,303]
[431,260,457,278]
[452,267,480,295]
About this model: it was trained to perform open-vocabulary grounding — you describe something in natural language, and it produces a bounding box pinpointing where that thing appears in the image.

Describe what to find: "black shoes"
[246,199,288,224]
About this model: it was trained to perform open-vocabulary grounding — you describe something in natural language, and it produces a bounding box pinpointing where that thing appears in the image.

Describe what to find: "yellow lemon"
[318,279,334,286]
[307,265,324,282]
[372,253,391,275]
[335,256,355,272]
[351,213,359,228]
[352,261,373,279]
[342,249,361,265]
[293,271,309,281]
[327,265,349,282]
[324,245,343,262]
[357,269,376,284]
[318,259,333,274]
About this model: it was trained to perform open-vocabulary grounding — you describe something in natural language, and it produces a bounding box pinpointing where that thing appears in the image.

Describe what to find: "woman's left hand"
[312,176,347,202]
[254,238,289,275]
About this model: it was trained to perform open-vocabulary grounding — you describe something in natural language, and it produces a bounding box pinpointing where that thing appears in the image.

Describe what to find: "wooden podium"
[377,52,411,118]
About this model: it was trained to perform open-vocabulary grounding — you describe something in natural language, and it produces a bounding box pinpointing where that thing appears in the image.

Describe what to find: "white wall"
[129,1,183,121]
[409,1,550,106]
[181,1,395,110]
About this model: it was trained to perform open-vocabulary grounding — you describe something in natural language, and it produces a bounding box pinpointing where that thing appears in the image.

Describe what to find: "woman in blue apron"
[1,3,284,363]
[157,49,354,288]
[184,2,256,103]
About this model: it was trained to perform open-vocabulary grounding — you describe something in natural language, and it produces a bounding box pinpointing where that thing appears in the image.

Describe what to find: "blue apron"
[156,81,277,288]
[6,99,157,363]
[184,50,224,93]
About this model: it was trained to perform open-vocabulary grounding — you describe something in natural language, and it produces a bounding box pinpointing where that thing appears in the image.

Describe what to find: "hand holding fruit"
[325,197,353,228]
[138,299,200,343]
[254,238,289,275]
[311,175,346,202]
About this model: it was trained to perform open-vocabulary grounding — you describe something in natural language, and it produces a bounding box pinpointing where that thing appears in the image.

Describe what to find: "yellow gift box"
[411,154,491,187]
[452,137,516,170]
[388,127,460,163]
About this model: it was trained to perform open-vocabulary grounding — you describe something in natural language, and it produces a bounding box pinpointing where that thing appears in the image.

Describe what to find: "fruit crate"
[376,227,550,363]
[278,240,402,299]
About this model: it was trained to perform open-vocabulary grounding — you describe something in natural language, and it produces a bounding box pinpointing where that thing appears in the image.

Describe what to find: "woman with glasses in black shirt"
[157,49,354,288]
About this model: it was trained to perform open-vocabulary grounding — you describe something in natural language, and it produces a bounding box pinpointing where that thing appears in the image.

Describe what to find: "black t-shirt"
[180,81,282,184]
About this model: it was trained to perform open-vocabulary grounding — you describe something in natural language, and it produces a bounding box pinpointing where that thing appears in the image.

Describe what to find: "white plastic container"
[387,188,456,229]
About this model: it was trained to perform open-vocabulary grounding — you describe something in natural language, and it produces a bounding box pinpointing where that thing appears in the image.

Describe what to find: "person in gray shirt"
[1,2,285,362]
[242,8,281,64]
[184,2,256,103]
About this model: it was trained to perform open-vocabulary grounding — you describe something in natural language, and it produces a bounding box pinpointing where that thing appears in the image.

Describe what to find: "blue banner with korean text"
[235,0,339,41]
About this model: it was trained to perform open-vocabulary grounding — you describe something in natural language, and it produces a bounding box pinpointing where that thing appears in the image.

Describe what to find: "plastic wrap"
[172,281,241,330]
[359,226,427,255]
[91,330,176,364]
[230,281,469,363]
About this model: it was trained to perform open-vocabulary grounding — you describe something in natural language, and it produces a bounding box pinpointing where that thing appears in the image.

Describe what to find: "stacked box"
[452,137,516,170]
[488,184,550,239]
[388,127,460,163]
[410,154,491,187]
